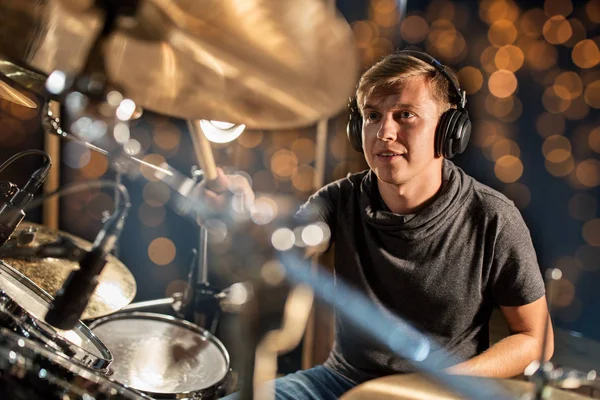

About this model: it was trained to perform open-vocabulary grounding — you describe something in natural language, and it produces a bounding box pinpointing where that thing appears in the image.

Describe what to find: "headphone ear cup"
[436,109,471,159]
[347,99,364,153]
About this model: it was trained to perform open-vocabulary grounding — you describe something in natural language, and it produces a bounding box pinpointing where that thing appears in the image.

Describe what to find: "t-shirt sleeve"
[491,206,546,307]
[294,182,340,245]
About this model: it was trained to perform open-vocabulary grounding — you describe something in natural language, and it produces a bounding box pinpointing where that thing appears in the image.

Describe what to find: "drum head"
[0,328,148,400]
[90,312,230,397]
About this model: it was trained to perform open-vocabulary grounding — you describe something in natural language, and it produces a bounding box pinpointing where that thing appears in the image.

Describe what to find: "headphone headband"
[398,50,466,109]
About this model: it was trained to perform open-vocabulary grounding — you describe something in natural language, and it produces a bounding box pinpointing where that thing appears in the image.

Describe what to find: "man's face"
[361,76,443,187]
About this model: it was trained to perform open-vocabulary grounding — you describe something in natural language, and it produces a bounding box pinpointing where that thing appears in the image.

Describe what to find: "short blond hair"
[356,52,458,115]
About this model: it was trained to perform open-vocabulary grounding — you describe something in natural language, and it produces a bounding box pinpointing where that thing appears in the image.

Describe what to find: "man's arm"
[446,296,553,378]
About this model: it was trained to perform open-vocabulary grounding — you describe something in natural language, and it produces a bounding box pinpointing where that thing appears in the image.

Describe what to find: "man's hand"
[192,167,255,217]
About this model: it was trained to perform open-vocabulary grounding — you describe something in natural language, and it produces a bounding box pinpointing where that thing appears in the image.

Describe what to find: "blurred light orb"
[494,45,524,72]
[542,15,572,44]
[271,228,295,251]
[148,237,176,265]
[63,142,91,169]
[494,155,523,183]
[589,127,600,153]
[200,120,245,143]
[545,155,575,177]
[576,159,600,187]
[503,182,531,209]
[400,15,429,44]
[301,223,330,247]
[572,40,600,69]
[251,196,278,225]
[584,81,600,109]
[488,70,518,98]
[488,20,518,47]
[457,66,484,94]
[582,219,600,247]
[554,72,583,100]
[116,99,136,121]
[45,70,67,95]
[113,123,130,144]
[536,112,566,137]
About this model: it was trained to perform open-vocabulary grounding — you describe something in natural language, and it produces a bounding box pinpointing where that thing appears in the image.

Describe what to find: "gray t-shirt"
[296,160,546,384]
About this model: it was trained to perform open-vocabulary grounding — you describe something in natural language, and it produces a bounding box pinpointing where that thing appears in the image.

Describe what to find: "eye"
[365,111,380,122]
[398,111,414,119]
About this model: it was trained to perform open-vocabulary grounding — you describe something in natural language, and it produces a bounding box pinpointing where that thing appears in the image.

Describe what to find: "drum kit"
[0,1,598,400]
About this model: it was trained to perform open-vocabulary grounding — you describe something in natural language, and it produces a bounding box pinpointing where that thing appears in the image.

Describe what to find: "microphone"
[0,158,52,247]
[45,192,129,330]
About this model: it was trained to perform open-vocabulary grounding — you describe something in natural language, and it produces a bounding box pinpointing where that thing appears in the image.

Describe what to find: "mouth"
[375,151,405,159]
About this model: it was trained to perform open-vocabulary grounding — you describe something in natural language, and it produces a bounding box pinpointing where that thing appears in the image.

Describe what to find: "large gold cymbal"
[0,222,136,320]
[340,373,593,400]
[0,0,358,129]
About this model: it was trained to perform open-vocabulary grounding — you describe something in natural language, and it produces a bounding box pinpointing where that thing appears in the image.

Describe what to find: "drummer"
[208,49,553,400]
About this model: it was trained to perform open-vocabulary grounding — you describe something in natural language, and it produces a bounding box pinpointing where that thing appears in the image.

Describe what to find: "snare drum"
[0,260,112,371]
[0,328,149,400]
[90,312,230,400]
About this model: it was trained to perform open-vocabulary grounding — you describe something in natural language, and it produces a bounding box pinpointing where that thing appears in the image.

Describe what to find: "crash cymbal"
[340,373,593,400]
[0,0,358,129]
[0,222,136,320]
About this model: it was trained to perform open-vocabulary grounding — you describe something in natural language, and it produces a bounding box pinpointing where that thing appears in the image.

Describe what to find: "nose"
[376,113,399,142]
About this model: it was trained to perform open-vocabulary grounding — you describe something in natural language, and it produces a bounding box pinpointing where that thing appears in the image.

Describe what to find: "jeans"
[221,366,357,400]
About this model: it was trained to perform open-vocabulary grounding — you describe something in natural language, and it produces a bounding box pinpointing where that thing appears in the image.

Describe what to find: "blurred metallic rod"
[254,285,314,400]
[43,100,61,229]
[280,252,514,400]
[187,120,218,181]
[44,108,174,177]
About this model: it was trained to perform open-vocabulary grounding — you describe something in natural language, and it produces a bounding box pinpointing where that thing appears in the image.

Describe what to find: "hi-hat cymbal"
[0,222,136,320]
[0,0,358,129]
[340,373,593,400]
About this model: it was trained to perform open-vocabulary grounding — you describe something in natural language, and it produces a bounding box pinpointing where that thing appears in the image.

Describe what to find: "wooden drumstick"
[187,120,218,182]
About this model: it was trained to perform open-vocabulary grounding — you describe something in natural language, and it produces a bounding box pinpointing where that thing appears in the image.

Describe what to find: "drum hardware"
[0,328,151,400]
[0,260,113,372]
[89,312,231,400]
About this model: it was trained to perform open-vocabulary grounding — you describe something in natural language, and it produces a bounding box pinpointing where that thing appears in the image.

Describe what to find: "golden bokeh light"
[270,149,298,179]
[491,138,521,161]
[582,219,600,247]
[140,154,166,182]
[426,0,455,22]
[352,21,376,48]
[553,71,583,100]
[480,0,519,24]
[494,155,523,183]
[542,86,571,113]
[563,96,590,120]
[80,151,108,179]
[481,46,499,72]
[252,169,276,192]
[485,95,514,118]
[544,0,573,17]
[498,96,523,123]
[589,127,600,153]
[575,159,600,187]
[542,15,572,44]
[526,41,558,70]
[138,203,166,227]
[568,193,597,221]
[148,237,176,265]
[584,80,600,108]
[586,0,600,23]
[457,66,484,94]
[142,181,171,207]
[372,0,399,28]
[503,182,531,209]
[488,20,518,47]
[572,40,600,69]
[238,130,263,149]
[426,21,467,63]
[472,120,504,148]
[291,165,316,192]
[290,138,315,164]
[400,15,429,44]
[536,112,566,137]
[542,135,572,159]
[550,279,576,308]
[488,70,518,98]
[519,8,547,37]
[153,122,181,152]
[545,155,575,177]
[494,45,525,72]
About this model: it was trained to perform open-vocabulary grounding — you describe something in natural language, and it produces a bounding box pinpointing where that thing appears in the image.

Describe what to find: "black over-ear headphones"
[347,50,472,159]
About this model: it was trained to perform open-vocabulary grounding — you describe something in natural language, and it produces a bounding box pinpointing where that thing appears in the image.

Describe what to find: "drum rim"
[0,259,114,371]
[89,311,231,399]
[0,327,152,399]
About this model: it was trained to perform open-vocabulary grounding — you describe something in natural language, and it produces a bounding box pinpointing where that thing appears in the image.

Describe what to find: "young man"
[218,50,553,400]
